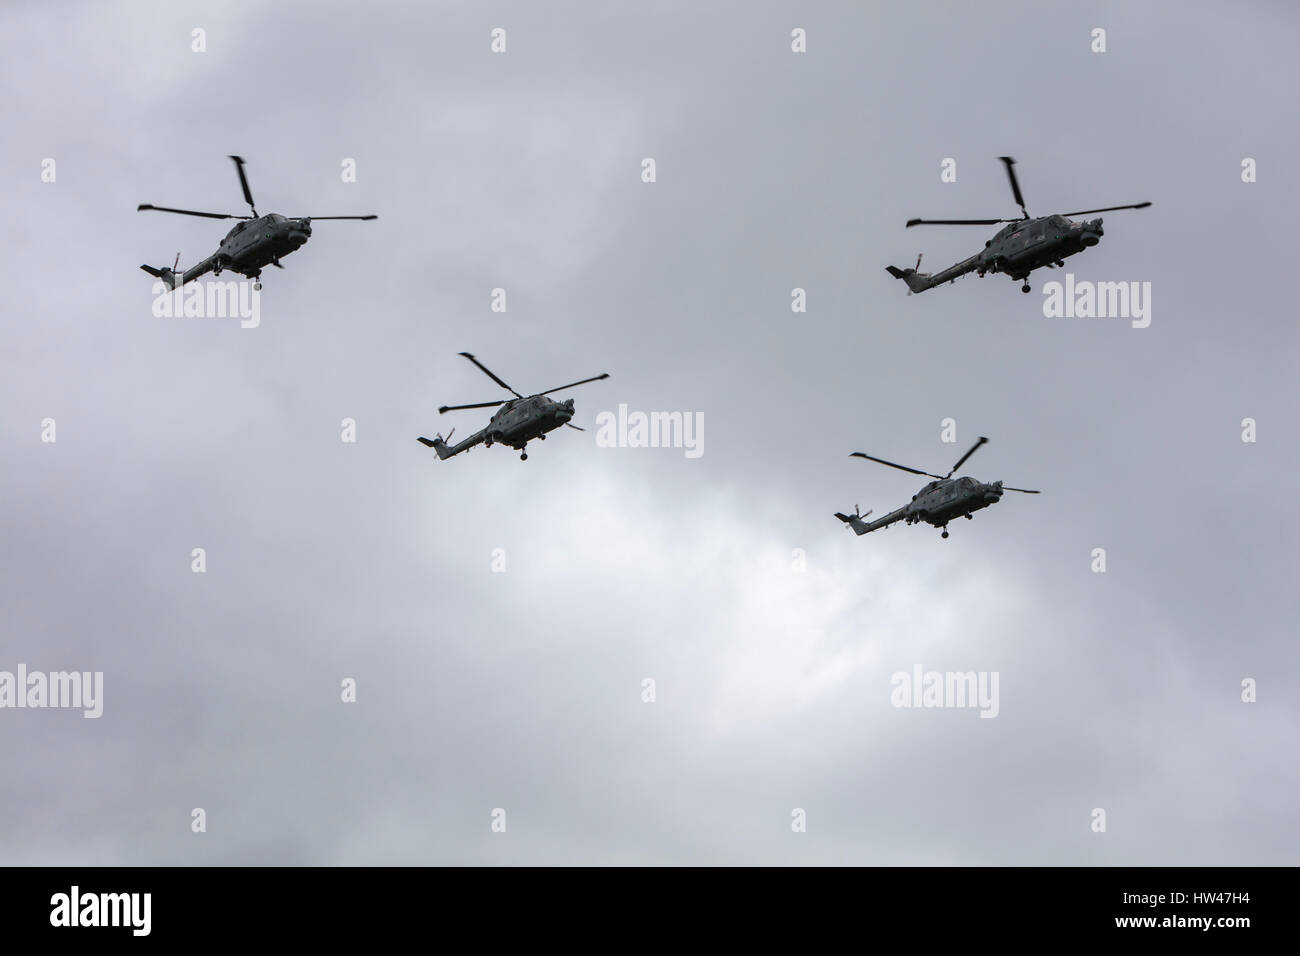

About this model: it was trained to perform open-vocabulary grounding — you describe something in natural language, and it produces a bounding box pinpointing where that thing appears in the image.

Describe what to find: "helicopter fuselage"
[976,214,1103,281]
[887,215,1106,294]
[843,477,1008,536]
[484,395,576,448]
[423,394,578,461]
[214,213,312,277]
[138,156,375,291]
[420,352,607,462]
[887,156,1148,296]
[838,434,1038,539]
[904,476,1005,526]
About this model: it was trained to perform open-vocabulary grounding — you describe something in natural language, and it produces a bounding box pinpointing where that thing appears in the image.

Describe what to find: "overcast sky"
[2,0,1297,865]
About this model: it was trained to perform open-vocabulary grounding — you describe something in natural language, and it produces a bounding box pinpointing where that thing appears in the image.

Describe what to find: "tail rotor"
[834,504,873,530]
[416,428,457,460]
[140,251,182,290]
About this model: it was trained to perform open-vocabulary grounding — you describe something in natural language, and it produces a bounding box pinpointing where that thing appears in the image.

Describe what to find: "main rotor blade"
[137,204,248,220]
[1060,202,1152,217]
[229,155,257,216]
[540,373,610,395]
[300,215,379,220]
[438,400,505,414]
[850,452,944,480]
[946,436,988,477]
[906,217,1017,228]
[565,423,586,431]
[1001,486,1040,494]
[457,352,523,399]
[998,156,1029,217]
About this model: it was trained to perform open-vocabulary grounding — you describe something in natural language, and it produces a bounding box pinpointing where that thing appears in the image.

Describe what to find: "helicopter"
[137,155,376,291]
[835,436,1039,539]
[885,156,1151,295]
[418,352,609,461]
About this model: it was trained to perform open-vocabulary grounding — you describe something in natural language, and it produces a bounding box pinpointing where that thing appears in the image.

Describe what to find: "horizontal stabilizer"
[140,264,179,290]
[418,433,463,460]
[885,265,933,294]
[834,509,877,536]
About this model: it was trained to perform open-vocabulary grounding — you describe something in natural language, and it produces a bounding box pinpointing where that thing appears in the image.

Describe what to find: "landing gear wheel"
[520,452,528,461]
[966,514,973,520]
[941,530,949,539]
[1021,283,1031,293]
[253,279,262,291]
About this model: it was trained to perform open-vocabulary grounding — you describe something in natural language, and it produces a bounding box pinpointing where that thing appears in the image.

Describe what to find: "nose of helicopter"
[984,481,1004,502]
[1080,218,1103,246]
[554,399,575,422]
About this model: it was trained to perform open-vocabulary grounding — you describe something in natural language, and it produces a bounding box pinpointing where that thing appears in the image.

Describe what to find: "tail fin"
[417,430,456,460]
[885,264,932,294]
[140,264,179,290]
[834,508,874,536]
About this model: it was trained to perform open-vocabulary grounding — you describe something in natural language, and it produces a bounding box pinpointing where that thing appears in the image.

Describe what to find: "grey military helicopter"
[886,157,1150,295]
[835,436,1039,539]
[138,155,376,291]
[418,352,609,461]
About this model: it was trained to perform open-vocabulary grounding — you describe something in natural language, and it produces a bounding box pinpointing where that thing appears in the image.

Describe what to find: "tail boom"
[417,429,483,460]
[835,506,908,536]
[886,254,980,294]
[140,255,216,291]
